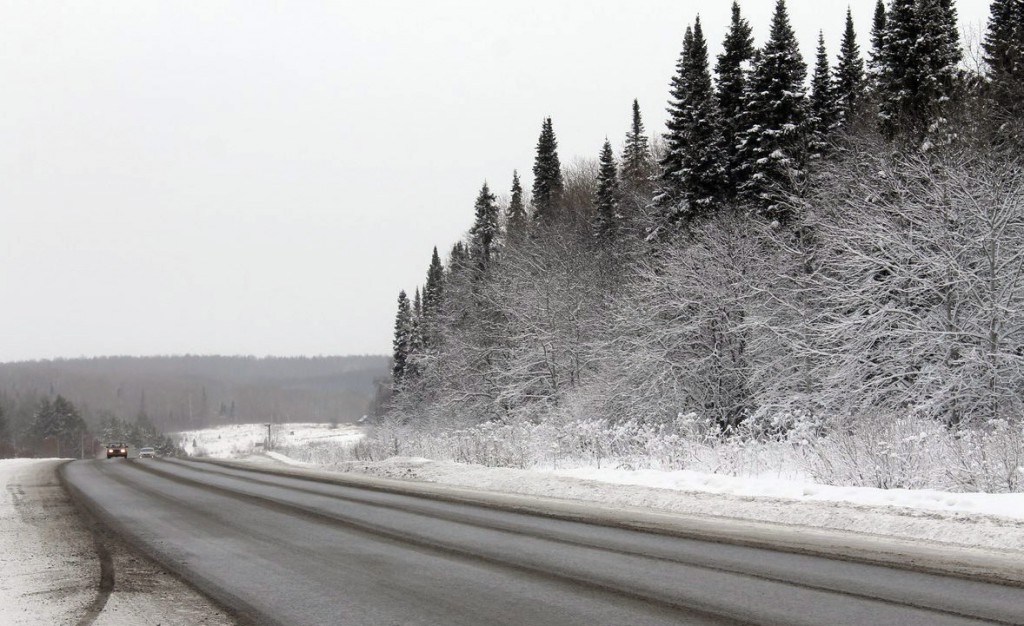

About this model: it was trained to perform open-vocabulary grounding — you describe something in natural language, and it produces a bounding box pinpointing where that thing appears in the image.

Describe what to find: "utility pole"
[265,423,272,450]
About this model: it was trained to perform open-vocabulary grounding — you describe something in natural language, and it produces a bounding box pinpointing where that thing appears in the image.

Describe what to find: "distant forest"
[0,355,389,450]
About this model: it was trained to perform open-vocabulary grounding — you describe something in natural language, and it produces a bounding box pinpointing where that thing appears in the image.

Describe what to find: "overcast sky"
[0,0,993,362]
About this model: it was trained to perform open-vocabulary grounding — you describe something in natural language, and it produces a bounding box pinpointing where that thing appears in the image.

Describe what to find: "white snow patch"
[0,459,95,625]
[175,423,364,459]
[551,467,1024,522]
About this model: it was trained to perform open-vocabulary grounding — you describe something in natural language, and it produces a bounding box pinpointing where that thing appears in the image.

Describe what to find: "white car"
[138,447,156,458]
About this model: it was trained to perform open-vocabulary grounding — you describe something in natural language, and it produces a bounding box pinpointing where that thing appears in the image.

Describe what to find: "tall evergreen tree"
[408,288,424,378]
[985,0,1024,84]
[506,171,528,238]
[421,247,445,350]
[659,17,727,224]
[869,0,888,83]
[593,139,620,241]
[877,0,961,144]
[620,99,652,188]
[531,118,563,224]
[808,32,838,159]
[658,25,695,212]
[681,17,727,219]
[983,0,1024,131]
[469,182,499,265]
[835,7,866,127]
[423,247,444,320]
[716,1,756,196]
[413,286,423,320]
[391,290,413,384]
[737,0,808,222]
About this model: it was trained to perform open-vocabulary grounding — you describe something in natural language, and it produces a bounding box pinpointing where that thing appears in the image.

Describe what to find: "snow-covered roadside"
[248,454,1024,555]
[0,459,235,626]
[0,459,96,625]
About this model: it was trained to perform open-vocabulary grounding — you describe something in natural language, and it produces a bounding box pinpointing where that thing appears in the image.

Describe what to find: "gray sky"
[0,0,993,362]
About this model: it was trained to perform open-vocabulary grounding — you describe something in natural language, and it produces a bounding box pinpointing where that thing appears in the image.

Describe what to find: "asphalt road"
[62,459,1024,626]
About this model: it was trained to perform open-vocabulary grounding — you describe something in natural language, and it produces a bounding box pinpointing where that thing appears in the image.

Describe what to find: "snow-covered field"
[175,422,364,459]
[184,423,1024,554]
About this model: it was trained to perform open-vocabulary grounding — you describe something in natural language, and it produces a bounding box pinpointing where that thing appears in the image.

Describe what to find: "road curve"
[62,459,1024,626]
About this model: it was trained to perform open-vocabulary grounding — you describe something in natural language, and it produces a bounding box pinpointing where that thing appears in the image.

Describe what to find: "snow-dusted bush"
[945,419,1024,493]
[802,415,949,489]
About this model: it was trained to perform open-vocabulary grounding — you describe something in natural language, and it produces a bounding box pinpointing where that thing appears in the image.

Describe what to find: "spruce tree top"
[423,246,444,319]
[984,0,1024,79]
[470,182,499,264]
[506,170,528,237]
[531,118,563,224]
[620,99,651,186]
[835,7,865,123]
[593,139,620,241]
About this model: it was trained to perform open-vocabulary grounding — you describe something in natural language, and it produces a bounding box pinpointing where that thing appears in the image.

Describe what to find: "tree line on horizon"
[383,0,1024,439]
[0,354,389,456]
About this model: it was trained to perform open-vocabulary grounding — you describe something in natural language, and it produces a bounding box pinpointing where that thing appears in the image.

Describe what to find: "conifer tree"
[659,17,727,224]
[985,0,1024,84]
[658,25,695,212]
[737,0,808,222]
[531,118,563,224]
[408,288,424,378]
[869,0,887,83]
[506,171,528,239]
[593,139,620,241]
[835,8,866,127]
[984,0,1024,128]
[620,99,652,189]
[470,182,499,266]
[716,1,756,196]
[423,247,444,319]
[808,32,838,159]
[391,290,413,384]
[877,0,961,144]
[681,17,727,219]
[421,247,445,350]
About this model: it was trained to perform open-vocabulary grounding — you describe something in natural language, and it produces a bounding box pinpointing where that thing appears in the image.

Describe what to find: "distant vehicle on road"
[139,447,156,458]
[106,443,128,459]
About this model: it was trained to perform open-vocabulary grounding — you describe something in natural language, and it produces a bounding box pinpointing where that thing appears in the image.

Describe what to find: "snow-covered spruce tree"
[505,171,528,241]
[835,8,866,129]
[658,18,727,228]
[808,32,838,160]
[531,117,563,225]
[985,0,1024,85]
[877,0,961,145]
[868,0,887,86]
[737,0,808,223]
[679,17,727,221]
[408,287,424,379]
[619,99,655,232]
[983,0,1024,139]
[593,139,620,243]
[391,290,413,385]
[469,181,499,266]
[423,247,444,322]
[620,99,653,191]
[716,1,756,199]
[656,24,695,219]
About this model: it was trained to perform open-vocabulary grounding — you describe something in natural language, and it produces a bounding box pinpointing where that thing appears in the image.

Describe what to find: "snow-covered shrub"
[946,419,1024,493]
[802,415,949,489]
